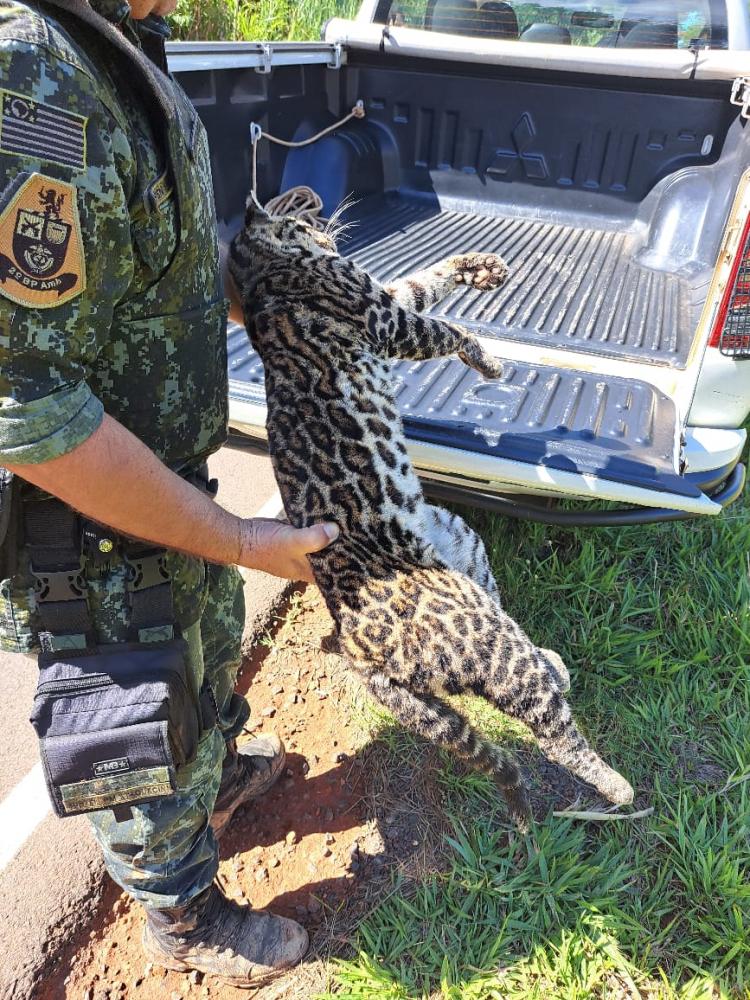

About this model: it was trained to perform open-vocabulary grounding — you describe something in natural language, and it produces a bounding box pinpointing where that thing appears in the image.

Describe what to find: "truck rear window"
[378,0,728,48]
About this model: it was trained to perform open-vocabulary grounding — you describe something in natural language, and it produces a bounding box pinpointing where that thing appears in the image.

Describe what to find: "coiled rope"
[250,100,366,229]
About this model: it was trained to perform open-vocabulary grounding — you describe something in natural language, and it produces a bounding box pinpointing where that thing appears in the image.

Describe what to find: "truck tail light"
[708,214,750,358]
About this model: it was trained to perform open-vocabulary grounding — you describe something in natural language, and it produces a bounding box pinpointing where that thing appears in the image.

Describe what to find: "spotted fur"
[230,202,633,827]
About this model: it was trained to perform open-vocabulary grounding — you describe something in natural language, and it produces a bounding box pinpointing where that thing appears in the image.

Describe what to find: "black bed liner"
[165,43,746,510]
[342,195,701,369]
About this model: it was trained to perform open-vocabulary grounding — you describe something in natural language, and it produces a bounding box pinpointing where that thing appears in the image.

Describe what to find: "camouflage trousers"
[84,551,248,910]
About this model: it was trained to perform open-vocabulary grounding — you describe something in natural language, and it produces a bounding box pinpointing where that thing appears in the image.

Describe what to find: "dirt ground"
[34,584,601,1000]
[39,587,438,1000]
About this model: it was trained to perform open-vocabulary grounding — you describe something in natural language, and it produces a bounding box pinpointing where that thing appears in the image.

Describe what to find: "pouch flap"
[31,678,172,738]
[38,638,190,684]
[40,719,173,787]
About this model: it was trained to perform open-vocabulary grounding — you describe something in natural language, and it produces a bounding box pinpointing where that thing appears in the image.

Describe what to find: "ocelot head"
[234,196,338,261]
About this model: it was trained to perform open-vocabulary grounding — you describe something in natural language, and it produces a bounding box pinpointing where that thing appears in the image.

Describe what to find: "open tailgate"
[227,323,718,517]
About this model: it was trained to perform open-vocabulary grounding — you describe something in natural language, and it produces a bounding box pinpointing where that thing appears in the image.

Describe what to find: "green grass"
[319,438,750,999]
[168,0,359,42]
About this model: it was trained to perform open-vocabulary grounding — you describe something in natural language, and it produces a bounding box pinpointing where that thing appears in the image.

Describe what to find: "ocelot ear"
[244,192,272,228]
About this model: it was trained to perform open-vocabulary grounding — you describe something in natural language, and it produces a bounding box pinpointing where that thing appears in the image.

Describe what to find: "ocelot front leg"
[383,253,508,312]
[423,505,500,604]
[363,672,531,830]
[366,298,505,380]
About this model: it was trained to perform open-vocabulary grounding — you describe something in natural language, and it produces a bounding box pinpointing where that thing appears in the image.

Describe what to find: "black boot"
[211,733,286,838]
[143,883,308,988]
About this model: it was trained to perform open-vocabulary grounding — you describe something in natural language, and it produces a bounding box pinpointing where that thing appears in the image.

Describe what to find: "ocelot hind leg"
[538,648,570,693]
[423,505,500,603]
[481,646,633,806]
[383,254,508,313]
[363,672,530,829]
[425,508,570,694]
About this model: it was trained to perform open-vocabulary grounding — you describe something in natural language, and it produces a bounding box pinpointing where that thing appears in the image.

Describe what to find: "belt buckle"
[32,561,86,604]
[124,550,170,592]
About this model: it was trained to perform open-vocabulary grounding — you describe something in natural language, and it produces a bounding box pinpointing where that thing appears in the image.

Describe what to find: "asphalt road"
[0,444,285,1000]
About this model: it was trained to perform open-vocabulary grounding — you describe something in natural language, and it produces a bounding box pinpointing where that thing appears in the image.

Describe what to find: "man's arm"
[5,414,337,583]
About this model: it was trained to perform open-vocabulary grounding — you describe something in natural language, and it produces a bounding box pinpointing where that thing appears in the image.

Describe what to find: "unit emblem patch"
[0,173,85,308]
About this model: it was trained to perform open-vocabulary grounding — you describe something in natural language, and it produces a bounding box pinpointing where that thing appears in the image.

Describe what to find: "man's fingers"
[238,518,339,581]
[295,521,340,554]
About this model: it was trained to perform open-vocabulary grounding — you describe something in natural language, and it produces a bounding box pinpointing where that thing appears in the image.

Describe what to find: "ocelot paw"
[457,337,504,380]
[501,779,532,833]
[452,253,508,291]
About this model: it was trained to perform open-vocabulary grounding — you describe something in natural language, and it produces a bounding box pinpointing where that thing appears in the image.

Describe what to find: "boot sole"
[142,922,309,990]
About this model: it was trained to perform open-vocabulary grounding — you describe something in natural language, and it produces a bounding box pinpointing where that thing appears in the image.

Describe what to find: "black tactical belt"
[24,459,218,648]
[25,497,93,651]
[0,468,14,550]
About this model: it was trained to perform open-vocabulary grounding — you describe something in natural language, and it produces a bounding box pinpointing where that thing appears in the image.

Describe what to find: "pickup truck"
[169,0,750,525]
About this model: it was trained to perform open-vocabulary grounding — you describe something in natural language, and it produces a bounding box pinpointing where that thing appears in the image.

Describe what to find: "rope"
[263,186,325,229]
[250,100,366,229]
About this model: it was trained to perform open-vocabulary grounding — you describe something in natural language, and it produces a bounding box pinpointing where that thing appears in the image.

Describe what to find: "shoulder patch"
[146,170,174,213]
[0,173,86,309]
[0,90,87,171]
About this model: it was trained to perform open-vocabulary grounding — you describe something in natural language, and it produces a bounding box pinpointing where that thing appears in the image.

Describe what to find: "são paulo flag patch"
[0,90,87,171]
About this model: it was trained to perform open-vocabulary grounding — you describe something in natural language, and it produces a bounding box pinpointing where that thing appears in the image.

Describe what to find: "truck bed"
[343,194,699,368]
[223,189,710,509]
[171,40,748,514]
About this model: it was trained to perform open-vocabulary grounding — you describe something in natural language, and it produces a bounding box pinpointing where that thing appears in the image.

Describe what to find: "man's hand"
[240,519,339,584]
[6,414,339,580]
[218,238,245,326]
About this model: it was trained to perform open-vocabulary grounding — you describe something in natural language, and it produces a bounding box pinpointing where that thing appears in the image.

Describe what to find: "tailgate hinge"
[730,77,750,119]
[255,43,273,74]
[328,42,344,70]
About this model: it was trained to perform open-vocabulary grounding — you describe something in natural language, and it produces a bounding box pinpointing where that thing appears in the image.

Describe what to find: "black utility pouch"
[30,638,201,818]
[24,497,219,820]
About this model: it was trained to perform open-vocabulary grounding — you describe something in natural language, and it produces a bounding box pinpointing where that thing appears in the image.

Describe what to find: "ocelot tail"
[230,200,634,828]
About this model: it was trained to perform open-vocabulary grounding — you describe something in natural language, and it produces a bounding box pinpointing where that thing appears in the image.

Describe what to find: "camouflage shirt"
[0,0,230,652]
[0,0,229,469]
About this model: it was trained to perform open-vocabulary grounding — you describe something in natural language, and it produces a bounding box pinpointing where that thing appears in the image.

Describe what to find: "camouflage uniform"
[0,0,248,908]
